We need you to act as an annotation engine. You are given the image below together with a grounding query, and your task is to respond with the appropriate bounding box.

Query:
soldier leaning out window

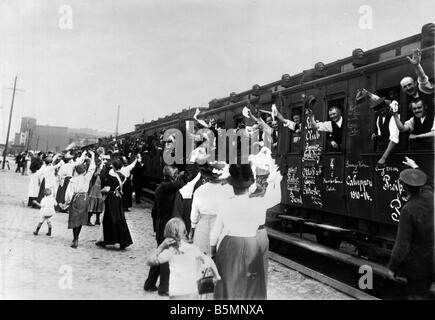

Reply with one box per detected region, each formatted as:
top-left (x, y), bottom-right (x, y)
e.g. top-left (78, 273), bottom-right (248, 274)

top-left (307, 106), bottom-right (343, 152)
top-left (400, 48), bottom-right (434, 113)
top-left (392, 99), bottom-right (435, 150)
top-left (371, 99), bottom-right (400, 167)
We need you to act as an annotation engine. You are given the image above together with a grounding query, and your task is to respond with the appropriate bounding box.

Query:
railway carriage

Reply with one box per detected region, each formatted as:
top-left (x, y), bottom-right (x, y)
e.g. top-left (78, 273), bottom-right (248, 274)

top-left (87, 25), bottom-right (434, 265)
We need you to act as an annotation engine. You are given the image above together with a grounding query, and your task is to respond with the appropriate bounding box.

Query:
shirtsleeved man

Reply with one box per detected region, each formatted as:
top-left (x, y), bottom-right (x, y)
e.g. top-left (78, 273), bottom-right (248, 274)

top-left (388, 168), bottom-right (434, 299)
top-left (371, 98), bottom-right (400, 166)
top-left (308, 106), bottom-right (343, 151)
top-left (392, 98), bottom-right (435, 150)
top-left (400, 48), bottom-right (434, 110)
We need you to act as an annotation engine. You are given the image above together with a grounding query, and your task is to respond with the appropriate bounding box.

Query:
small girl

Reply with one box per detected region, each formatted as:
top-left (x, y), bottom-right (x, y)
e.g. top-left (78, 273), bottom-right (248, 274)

top-left (33, 188), bottom-right (57, 236)
top-left (146, 217), bottom-right (220, 300)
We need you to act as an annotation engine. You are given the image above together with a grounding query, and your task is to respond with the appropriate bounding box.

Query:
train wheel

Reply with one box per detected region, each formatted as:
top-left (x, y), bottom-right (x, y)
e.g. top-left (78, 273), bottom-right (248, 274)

top-left (315, 230), bottom-right (341, 249)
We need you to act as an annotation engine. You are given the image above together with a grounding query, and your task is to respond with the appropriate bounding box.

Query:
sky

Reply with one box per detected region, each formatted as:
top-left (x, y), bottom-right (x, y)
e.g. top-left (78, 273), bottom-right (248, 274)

top-left (0, 0), bottom-right (434, 142)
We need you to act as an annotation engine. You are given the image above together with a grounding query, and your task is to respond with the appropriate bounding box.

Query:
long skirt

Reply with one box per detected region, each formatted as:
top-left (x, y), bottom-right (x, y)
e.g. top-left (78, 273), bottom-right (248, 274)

top-left (27, 173), bottom-right (40, 199)
top-left (56, 177), bottom-right (71, 203)
top-left (27, 173), bottom-right (40, 207)
top-left (193, 214), bottom-right (216, 255)
top-left (256, 227), bottom-right (269, 287)
top-left (122, 177), bottom-right (133, 209)
top-left (102, 192), bottom-right (133, 247)
top-left (88, 196), bottom-right (104, 213)
top-left (56, 177), bottom-right (71, 211)
top-left (36, 178), bottom-right (46, 204)
top-left (68, 193), bottom-right (89, 229)
top-left (214, 235), bottom-right (266, 300)
top-left (172, 193), bottom-right (193, 233)
top-left (88, 177), bottom-right (104, 213)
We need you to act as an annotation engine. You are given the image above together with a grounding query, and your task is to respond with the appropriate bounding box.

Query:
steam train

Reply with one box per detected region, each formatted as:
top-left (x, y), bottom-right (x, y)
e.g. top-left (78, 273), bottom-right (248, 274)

top-left (90, 25), bottom-right (434, 266)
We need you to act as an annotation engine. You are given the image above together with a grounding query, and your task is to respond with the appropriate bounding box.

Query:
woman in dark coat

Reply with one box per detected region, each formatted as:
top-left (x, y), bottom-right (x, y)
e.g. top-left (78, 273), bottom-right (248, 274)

top-left (96, 158), bottom-right (134, 250)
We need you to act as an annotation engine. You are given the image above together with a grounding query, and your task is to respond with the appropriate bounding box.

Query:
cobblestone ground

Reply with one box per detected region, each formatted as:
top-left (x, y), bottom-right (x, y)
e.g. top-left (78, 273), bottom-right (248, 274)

top-left (0, 162), bottom-right (351, 300)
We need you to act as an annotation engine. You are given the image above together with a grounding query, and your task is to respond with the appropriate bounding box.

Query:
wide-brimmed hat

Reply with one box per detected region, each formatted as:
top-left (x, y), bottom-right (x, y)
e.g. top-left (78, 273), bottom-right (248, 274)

top-left (356, 89), bottom-right (388, 110)
top-left (64, 152), bottom-right (74, 160)
top-left (227, 164), bottom-right (255, 188)
top-left (399, 168), bottom-right (427, 187)
top-left (303, 94), bottom-right (317, 109)
top-left (199, 161), bottom-right (230, 181)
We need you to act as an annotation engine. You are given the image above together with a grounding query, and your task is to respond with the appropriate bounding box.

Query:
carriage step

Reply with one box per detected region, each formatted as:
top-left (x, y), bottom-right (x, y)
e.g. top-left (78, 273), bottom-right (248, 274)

top-left (266, 227), bottom-right (406, 284)
top-left (304, 222), bottom-right (351, 234)
top-left (277, 215), bottom-right (351, 234)
top-left (278, 214), bottom-right (305, 223)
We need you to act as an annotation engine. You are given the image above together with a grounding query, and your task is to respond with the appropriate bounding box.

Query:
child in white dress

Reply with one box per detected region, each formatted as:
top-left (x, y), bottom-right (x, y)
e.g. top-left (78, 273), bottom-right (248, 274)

top-left (33, 188), bottom-right (57, 236)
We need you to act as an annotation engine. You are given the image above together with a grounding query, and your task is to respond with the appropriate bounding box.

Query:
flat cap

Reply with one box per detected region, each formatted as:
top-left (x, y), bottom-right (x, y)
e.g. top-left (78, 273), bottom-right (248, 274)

top-left (399, 168), bottom-right (427, 187)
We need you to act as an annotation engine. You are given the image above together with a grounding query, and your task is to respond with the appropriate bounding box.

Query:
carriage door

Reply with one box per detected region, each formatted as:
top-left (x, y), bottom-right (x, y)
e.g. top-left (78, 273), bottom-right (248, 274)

top-left (281, 92), bottom-right (304, 208)
top-left (301, 87), bottom-right (325, 210)
top-left (321, 87), bottom-right (347, 215)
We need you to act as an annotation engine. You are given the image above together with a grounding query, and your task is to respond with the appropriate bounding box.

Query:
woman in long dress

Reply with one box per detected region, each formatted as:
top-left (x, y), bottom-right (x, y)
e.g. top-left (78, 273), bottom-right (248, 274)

top-left (209, 163), bottom-right (281, 300)
top-left (87, 158), bottom-right (105, 226)
top-left (120, 155), bottom-right (138, 212)
top-left (189, 162), bottom-right (231, 300)
top-left (190, 162), bottom-right (231, 255)
top-left (96, 158), bottom-right (134, 250)
top-left (34, 154), bottom-right (63, 207)
top-left (56, 152), bottom-right (85, 212)
top-left (64, 151), bottom-right (96, 248)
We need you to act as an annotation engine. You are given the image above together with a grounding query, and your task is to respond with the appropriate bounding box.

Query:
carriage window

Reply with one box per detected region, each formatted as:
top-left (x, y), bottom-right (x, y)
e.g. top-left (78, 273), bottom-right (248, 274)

top-left (324, 97), bottom-right (345, 153)
top-left (234, 116), bottom-right (243, 129)
top-left (217, 120), bottom-right (225, 129)
top-left (374, 87), bottom-right (407, 151)
top-left (289, 106), bottom-right (302, 153)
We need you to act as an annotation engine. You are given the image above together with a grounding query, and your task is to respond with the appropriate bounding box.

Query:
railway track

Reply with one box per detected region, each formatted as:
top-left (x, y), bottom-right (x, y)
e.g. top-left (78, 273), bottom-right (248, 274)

top-left (267, 227), bottom-right (407, 299)
top-left (139, 188), bottom-right (405, 300)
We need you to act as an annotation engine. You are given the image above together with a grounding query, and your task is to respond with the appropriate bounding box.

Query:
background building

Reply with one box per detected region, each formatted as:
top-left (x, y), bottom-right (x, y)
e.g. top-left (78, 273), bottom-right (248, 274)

top-left (12, 117), bottom-right (112, 152)
top-left (28, 125), bottom-right (69, 152)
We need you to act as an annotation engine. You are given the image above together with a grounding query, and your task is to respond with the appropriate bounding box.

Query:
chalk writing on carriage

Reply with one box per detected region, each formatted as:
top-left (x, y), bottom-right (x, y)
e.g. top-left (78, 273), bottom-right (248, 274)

top-left (287, 167), bottom-right (303, 205)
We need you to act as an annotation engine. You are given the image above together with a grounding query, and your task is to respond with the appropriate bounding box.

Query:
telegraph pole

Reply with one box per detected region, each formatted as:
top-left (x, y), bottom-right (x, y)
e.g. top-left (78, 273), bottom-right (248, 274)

top-left (115, 105), bottom-right (120, 139)
top-left (2, 76), bottom-right (24, 169)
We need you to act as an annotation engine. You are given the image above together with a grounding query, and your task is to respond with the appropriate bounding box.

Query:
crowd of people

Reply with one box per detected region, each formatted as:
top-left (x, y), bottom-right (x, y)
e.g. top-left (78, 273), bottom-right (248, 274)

top-left (144, 146), bottom-right (282, 300)
top-left (22, 138), bottom-right (282, 300)
top-left (18, 46), bottom-right (434, 300)
top-left (25, 146), bottom-right (146, 249)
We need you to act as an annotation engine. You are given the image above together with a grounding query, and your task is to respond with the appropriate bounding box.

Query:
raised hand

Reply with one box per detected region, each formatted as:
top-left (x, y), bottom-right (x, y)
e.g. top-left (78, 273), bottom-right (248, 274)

top-left (162, 237), bottom-right (177, 248)
top-left (242, 106), bottom-right (251, 119)
top-left (406, 48), bottom-right (421, 65)
top-left (194, 108), bottom-right (201, 119)
top-left (402, 156), bottom-right (418, 169)
top-left (389, 100), bottom-right (399, 114)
